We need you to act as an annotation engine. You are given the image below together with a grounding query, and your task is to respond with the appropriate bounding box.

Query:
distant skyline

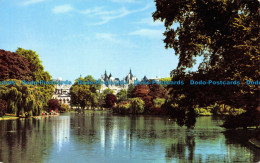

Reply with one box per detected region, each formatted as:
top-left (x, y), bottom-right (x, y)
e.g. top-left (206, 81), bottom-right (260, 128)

top-left (0, 0), bottom-right (180, 81)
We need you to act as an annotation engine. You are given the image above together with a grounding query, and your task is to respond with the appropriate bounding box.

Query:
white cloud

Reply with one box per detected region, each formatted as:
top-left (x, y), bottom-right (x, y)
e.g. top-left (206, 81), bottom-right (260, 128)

top-left (80, 4), bottom-right (152, 25)
top-left (23, 0), bottom-right (45, 5)
top-left (129, 29), bottom-right (163, 39)
top-left (53, 4), bottom-right (73, 14)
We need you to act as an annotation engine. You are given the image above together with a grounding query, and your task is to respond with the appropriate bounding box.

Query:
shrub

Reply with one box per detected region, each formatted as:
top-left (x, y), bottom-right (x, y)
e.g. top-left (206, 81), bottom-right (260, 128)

top-left (113, 100), bottom-right (131, 114)
top-left (153, 98), bottom-right (166, 108)
top-left (105, 94), bottom-right (117, 108)
top-left (47, 99), bottom-right (60, 111)
top-left (130, 98), bottom-right (145, 114)
top-left (60, 104), bottom-right (70, 112)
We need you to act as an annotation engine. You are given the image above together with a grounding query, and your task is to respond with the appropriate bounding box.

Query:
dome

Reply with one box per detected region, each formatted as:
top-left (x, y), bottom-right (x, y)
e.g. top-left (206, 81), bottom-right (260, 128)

top-left (57, 77), bottom-right (62, 81)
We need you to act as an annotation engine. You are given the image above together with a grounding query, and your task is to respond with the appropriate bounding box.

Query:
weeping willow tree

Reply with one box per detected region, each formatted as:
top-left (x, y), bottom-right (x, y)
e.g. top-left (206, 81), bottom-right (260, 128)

top-left (16, 48), bottom-right (54, 108)
top-left (0, 79), bottom-right (44, 116)
top-left (0, 48), bottom-right (54, 116)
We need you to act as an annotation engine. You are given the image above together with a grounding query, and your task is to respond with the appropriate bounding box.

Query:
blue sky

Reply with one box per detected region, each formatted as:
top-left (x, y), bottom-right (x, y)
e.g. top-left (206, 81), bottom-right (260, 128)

top-left (0, 0), bottom-right (180, 81)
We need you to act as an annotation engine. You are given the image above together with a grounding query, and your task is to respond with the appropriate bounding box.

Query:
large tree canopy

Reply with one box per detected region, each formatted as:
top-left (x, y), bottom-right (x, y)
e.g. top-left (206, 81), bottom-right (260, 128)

top-left (0, 50), bottom-right (33, 80)
top-left (153, 0), bottom-right (259, 127)
top-left (70, 75), bottom-right (100, 109)
top-left (16, 48), bottom-right (54, 108)
top-left (0, 48), bottom-right (54, 116)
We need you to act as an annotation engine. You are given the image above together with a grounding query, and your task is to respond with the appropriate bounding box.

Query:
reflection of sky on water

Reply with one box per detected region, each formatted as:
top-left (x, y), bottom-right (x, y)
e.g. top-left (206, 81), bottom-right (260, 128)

top-left (51, 116), bottom-right (70, 152)
top-left (1, 113), bottom-right (256, 162)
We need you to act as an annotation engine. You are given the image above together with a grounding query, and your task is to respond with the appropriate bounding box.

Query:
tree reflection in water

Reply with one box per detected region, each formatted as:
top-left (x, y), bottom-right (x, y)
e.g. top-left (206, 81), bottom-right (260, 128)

top-left (165, 130), bottom-right (195, 162)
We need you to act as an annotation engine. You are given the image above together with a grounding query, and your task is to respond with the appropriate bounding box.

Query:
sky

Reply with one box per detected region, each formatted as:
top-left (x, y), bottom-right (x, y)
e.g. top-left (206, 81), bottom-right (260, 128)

top-left (0, 0), bottom-right (180, 82)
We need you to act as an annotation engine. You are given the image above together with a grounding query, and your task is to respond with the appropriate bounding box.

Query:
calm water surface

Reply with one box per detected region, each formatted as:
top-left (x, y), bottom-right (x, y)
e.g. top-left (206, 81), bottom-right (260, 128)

top-left (0, 111), bottom-right (259, 163)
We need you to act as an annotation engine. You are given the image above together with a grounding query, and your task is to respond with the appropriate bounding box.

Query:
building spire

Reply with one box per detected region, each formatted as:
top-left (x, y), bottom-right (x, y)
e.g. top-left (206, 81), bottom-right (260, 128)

top-left (105, 70), bottom-right (108, 78)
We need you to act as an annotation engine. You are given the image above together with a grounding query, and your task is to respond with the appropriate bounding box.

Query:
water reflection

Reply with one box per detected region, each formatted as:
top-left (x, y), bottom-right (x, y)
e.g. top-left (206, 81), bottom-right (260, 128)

top-left (52, 116), bottom-right (70, 151)
top-left (0, 118), bottom-right (54, 163)
top-left (0, 112), bottom-right (259, 163)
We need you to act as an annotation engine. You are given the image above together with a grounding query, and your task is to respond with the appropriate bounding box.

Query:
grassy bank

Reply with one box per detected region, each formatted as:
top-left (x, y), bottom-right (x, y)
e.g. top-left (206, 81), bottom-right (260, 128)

top-left (0, 116), bottom-right (19, 120)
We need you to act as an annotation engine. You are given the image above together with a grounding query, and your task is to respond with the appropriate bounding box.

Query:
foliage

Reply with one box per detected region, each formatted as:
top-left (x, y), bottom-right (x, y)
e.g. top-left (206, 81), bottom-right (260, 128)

top-left (103, 88), bottom-right (114, 95)
top-left (127, 84), bottom-right (135, 98)
top-left (0, 50), bottom-right (33, 80)
top-left (131, 84), bottom-right (167, 110)
top-left (150, 98), bottom-right (166, 115)
top-left (130, 97), bottom-right (145, 114)
top-left (116, 89), bottom-right (127, 101)
top-left (47, 99), bottom-right (60, 111)
top-left (70, 76), bottom-right (100, 109)
top-left (113, 100), bottom-right (131, 114)
top-left (113, 98), bottom-right (145, 114)
top-left (159, 77), bottom-right (172, 88)
top-left (211, 104), bottom-right (246, 116)
top-left (0, 79), bottom-right (45, 116)
top-left (0, 99), bottom-right (7, 116)
top-left (153, 0), bottom-right (260, 128)
top-left (153, 98), bottom-right (166, 108)
top-left (16, 48), bottom-right (54, 108)
top-left (60, 104), bottom-right (70, 112)
top-left (132, 84), bottom-right (149, 98)
top-left (105, 94), bottom-right (117, 108)
top-left (149, 84), bottom-right (167, 99)
top-left (194, 106), bottom-right (212, 116)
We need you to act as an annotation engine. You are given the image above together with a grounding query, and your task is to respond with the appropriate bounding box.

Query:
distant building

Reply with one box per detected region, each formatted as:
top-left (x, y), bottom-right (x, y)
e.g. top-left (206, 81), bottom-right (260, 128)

top-left (52, 77), bottom-right (71, 105)
top-left (99, 69), bottom-right (137, 94)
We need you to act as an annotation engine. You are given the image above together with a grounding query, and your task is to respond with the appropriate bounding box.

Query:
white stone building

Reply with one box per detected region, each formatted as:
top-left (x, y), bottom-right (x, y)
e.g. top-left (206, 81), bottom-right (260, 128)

top-left (98, 69), bottom-right (137, 94)
top-left (52, 77), bottom-right (71, 105)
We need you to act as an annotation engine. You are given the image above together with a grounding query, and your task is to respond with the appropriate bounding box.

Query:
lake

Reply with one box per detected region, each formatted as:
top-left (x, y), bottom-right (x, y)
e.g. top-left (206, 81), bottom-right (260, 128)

top-left (0, 111), bottom-right (259, 163)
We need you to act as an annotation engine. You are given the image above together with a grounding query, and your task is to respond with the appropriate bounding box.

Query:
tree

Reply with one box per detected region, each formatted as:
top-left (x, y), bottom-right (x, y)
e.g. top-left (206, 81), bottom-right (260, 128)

top-left (103, 88), bottom-right (114, 95)
top-left (131, 84), bottom-right (152, 109)
top-left (16, 48), bottom-right (54, 108)
top-left (131, 84), bottom-right (167, 110)
top-left (131, 97), bottom-right (145, 114)
top-left (0, 79), bottom-right (45, 116)
top-left (127, 84), bottom-right (134, 98)
top-left (132, 84), bottom-right (150, 98)
top-left (70, 75), bottom-right (100, 110)
top-left (47, 99), bottom-right (60, 111)
top-left (153, 0), bottom-right (260, 127)
top-left (148, 83), bottom-right (167, 99)
top-left (116, 89), bottom-right (128, 101)
top-left (0, 99), bottom-right (7, 116)
top-left (0, 48), bottom-right (52, 117)
top-left (105, 94), bottom-right (117, 108)
top-left (0, 50), bottom-right (33, 80)
top-left (113, 100), bottom-right (131, 114)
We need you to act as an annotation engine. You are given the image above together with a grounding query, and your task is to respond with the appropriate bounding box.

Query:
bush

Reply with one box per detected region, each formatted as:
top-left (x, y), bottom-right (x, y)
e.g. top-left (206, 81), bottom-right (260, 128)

top-left (153, 98), bottom-right (166, 107)
top-left (113, 98), bottom-right (145, 114)
top-left (113, 100), bottom-right (131, 114)
top-left (211, 104), bottom-right (246, 116)
top-left (131, 98), bottom-right (145, 114)
top-left (47, 99), bottom-right (60, 111)
top-left (105, 94), bottom-right (117, 108)
top-left (194, 105), bottom-right (212, 116)
top-left (60, 104), bottom-right (70, 112)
